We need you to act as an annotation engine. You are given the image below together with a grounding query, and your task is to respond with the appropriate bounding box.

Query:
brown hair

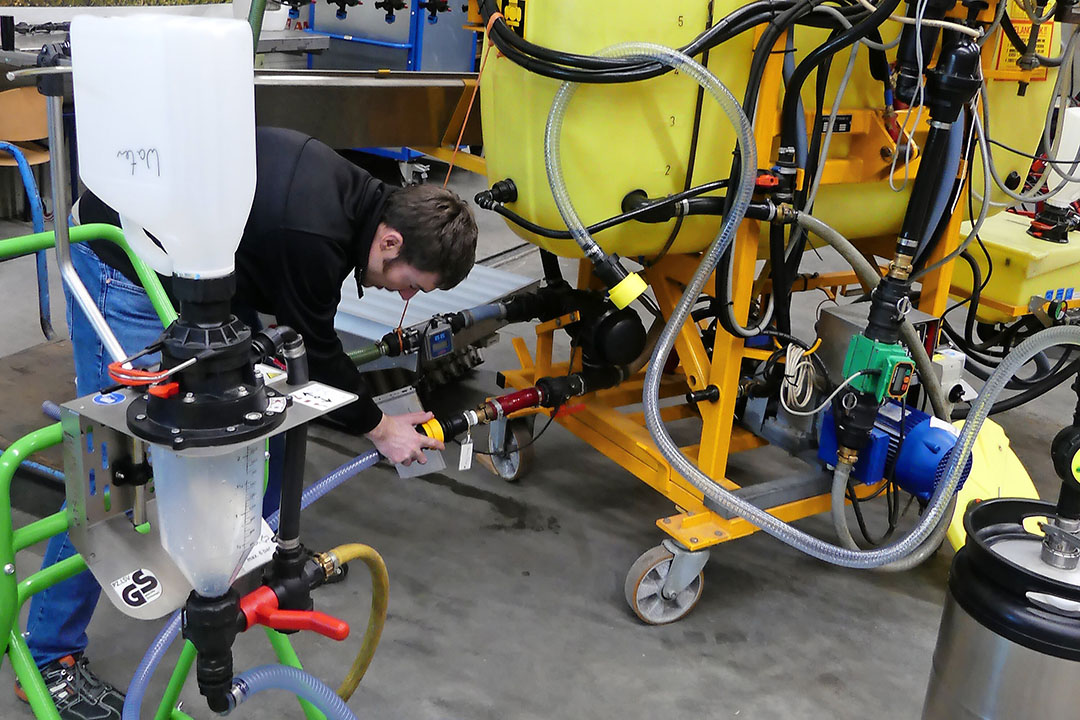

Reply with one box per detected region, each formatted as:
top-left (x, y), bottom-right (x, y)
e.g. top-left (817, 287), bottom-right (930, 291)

top-left (381, 184), bottom-right (478, 290)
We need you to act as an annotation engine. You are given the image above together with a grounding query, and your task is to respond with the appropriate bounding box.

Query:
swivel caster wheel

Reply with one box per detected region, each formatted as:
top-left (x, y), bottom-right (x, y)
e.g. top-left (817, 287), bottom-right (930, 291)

top-left (487, 417), bottom-right (534, 483)
top-left (624, 542), bottom-right (708, 625)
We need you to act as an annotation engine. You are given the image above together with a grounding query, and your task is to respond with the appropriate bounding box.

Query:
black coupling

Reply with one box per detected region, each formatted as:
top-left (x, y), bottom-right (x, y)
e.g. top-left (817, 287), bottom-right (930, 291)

top-left (1052, 426), bottom-right (1080, 520)
top-left (534, 374), bottom-right (587, 408)
top-left (251, 325), bottom-right (308, 385)
top-left (183, 589), bottom-right (242, 714)
top-left (475, 178), bottom-right (518, 209)
top-left (926, 38), bottom-right (983, 123)
top-left (620, 189), bottom-right (775, 223)
top-left (171, 275), bottom-right (237, 328)
top-left (591, 254), bottom-right (632, 291)
top-left (832, 389), bottom-right (880, 453)
top-left (865, 276), bottom-right (911, 345)
top-left (535, 366), bottom-right (624, 407)
top-left (267, 545), bottom-right (316, 610)
top-left (35, 40), bottom-right (70, 98)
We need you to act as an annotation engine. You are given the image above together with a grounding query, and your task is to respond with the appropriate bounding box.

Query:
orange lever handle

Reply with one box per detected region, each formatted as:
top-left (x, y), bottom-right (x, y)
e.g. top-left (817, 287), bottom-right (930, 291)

top-left (239, 586), bottom-right (350, 641)
top-left (261, 609), bottom-right (350, 641)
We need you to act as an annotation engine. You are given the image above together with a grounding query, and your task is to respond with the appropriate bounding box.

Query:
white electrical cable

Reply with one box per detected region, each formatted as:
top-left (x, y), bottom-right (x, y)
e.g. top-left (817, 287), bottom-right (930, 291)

top-left (851, 0), bottom-right (983, 37)
top-left (889, 0), bottom-right (931, 192)
top-left (803, 43), bottom-right (861, 216)
top-left (809, 4), bottom-right (902, 51)
top-left (782, 369), bottom-right (875, 417)
top-left (781, 344), bottom-right (817, 412)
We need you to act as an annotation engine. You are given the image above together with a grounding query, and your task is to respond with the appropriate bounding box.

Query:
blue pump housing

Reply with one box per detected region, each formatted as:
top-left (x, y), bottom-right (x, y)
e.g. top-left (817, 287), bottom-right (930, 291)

top-left (818, 402), bottom-right (971, 501)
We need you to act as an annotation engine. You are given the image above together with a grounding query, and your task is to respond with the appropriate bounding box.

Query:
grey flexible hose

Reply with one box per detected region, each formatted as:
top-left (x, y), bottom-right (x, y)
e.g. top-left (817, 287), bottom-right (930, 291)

top-left (831, 462), bottom-right (957, 571)
top-left (793, 213), bottom-right (952, 420)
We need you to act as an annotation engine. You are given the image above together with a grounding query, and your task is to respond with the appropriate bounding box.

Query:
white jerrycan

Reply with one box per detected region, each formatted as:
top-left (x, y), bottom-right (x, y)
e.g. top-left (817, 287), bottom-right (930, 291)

top-left (71, 14), bottom-right (256, 280)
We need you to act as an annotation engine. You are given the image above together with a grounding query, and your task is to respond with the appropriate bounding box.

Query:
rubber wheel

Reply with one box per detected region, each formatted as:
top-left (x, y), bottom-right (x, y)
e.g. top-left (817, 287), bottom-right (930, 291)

top-left (624, 545), bottom-right (704, 625)
top-left (488, 419), bottom-right (534, 483)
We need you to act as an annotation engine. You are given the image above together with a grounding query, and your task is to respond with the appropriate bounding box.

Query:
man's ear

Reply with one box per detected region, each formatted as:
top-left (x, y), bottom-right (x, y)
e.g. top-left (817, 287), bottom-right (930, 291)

top-left (380, 227), bottom-right (404, 253)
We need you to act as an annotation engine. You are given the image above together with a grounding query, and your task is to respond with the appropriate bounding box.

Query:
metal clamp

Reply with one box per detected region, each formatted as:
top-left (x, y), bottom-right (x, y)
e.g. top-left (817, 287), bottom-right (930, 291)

top-left (1040, 519), bottom-right (1080, 570)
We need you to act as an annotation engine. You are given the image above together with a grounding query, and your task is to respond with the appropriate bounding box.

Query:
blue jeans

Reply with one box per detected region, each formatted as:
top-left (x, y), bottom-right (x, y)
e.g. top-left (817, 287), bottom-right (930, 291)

top-left (27, 243), bottom-right (283, 668)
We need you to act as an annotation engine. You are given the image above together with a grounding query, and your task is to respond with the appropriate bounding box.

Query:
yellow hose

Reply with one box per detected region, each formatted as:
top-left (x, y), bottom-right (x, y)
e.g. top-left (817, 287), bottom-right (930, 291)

top-left (325, 543), bottom-right (389, 701)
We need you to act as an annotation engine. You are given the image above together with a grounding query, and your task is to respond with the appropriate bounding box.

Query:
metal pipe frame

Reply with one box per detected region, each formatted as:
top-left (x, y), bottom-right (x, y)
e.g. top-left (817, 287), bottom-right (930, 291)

top-left (45, 94), bottom-right (127, 363)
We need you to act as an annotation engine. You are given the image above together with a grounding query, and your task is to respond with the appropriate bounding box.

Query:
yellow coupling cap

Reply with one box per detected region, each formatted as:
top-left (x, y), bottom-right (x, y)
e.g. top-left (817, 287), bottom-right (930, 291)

top-left (608, 272), bottom-right (648, 310)
top-left (420, 418), bottom-right (444, 442)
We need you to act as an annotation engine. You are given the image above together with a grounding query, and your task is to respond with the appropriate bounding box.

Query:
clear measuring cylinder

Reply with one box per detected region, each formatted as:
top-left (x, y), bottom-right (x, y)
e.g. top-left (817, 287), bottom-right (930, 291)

top-left (149, 441), bottom-right (264, 598)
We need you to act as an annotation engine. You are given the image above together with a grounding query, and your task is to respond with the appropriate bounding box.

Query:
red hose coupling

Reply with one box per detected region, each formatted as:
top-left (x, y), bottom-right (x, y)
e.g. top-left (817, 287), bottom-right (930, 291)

top-left (489, 387), bottom-right (542, 417)
top-left (239, 586), bottom-right (350, 641)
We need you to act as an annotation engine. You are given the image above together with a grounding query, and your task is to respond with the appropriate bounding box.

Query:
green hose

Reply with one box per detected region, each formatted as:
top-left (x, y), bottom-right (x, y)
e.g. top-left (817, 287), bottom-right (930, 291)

top-left (247, 0), bottom-right (268, 52)
top-left (348, 343), bottom-right (388, 367)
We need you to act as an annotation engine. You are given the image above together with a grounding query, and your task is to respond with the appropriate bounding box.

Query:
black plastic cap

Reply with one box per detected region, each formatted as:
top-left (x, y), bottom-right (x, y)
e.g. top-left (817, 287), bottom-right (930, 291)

top-left (927, 39), bottom-right (983, 123)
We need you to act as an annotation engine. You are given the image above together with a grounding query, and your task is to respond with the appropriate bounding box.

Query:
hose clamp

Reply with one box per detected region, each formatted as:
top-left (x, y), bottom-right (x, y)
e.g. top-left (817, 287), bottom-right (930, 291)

top-left (277, 536), bottom-right (300, 551)
top-left (222, 681), bottom-right (247, 715)
top-left (895, 296), bottom-right (912, 318)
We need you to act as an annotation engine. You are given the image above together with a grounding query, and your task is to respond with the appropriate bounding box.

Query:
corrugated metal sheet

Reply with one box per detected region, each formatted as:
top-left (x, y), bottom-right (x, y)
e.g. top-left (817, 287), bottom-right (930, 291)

top-left (334, 263), bottom-right (537, 340)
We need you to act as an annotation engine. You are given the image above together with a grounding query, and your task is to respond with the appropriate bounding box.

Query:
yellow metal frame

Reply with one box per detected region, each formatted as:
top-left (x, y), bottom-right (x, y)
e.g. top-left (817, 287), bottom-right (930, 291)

top-left (493, 28), bottom-right (1007, 552)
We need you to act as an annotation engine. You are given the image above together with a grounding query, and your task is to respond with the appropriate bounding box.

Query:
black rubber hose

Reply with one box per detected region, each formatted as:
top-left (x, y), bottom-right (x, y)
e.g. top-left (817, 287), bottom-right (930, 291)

top-left (779, 0), bottom-right (903, 152)
top-left (715, 0), bottom-right (817, 337)
top-left (480, 0), bottom-right (786, 84)
top-left (912, 112), bottom-right (977, 274)
top-left (276, 424), bottom-right (308, 545)
top-left (539, 249), bottom-right (564, 284)
top-left (478, 0), bottom-right (867, 81)
top-left (953, 359), bottom-right (1080, 419)
top-left (484, 179), bottom-right (727, 239)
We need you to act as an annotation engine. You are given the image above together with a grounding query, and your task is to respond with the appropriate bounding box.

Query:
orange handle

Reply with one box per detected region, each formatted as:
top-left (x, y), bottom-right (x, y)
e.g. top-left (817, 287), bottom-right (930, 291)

top-left (240, 586), bottom-right (350, 641)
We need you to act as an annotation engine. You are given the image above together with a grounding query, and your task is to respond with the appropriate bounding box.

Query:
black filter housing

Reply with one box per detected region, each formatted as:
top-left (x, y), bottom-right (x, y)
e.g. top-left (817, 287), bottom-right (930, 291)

top-left (126, 275), bottom-right (285, 448)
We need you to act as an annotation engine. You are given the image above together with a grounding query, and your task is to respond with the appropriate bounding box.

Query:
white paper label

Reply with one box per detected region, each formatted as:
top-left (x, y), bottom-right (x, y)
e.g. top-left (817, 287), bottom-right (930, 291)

top-left (266, 396), bottom-right (288, 414)
top-left (290, 383), bottom-right (355, 411)
top-left (459, 440), bottom-right (474, 471)
top-left (238, 520), bottom-right (277, 578)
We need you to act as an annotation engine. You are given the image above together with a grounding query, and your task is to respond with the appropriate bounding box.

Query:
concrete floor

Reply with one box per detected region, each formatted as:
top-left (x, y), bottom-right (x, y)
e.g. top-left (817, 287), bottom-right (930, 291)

top-left (0, 178), bottom-right (1073, 720)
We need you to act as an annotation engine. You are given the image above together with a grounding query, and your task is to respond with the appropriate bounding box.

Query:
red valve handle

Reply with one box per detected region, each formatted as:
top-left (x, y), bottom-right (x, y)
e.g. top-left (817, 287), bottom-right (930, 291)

top-left (239, 586), bottom-right (350, 641)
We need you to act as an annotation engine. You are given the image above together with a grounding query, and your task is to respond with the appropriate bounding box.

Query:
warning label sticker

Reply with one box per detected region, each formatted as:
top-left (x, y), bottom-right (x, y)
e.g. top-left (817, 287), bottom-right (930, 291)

top-left (992, 19), bottom-right (1053, 80)
top-left (111, 569), bottom-right (162, 609)
top-left (290, 383), bottom-right (356, 412)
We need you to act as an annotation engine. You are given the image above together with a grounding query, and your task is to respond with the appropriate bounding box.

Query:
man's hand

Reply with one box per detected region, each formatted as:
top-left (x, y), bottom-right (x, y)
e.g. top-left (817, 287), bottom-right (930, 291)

top-left (365, 411), bottom-right (445, 466)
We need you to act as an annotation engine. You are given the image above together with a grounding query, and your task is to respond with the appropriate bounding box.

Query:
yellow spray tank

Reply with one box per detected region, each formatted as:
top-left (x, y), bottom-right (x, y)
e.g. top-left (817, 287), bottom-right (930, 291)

top-left (480, 0), bottom-right (1057, 259)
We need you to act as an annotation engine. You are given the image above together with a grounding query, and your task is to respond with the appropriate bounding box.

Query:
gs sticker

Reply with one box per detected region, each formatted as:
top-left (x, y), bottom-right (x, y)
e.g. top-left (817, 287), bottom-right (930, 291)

top-left (111, 569), bottom-right (162, 608)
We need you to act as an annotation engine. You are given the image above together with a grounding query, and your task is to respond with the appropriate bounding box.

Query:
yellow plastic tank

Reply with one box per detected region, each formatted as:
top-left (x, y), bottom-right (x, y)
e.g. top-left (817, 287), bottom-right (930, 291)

top-left (951, 211), bottom-right (1080, 323)
top-left (480, 1), bottom-right (1059, 258)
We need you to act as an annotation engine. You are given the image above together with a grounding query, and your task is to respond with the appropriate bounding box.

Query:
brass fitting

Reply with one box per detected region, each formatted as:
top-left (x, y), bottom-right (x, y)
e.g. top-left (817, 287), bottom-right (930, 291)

top-left (313, 551), bottom-right (338, 580)
top-left (837, 446), bottom-right (859, 466)
top-left (887, 252), bottom-right (914, 281)
top-left (775, 203), bottom-right (798, 224)
top-left (474, 402), bottom-right (498, 424)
